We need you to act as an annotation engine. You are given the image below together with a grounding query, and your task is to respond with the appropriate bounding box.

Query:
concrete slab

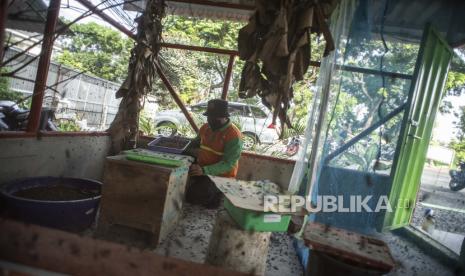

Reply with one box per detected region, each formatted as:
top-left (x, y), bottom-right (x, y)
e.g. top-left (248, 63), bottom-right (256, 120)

top-left (0, 135), bottom-right (111, 183)
top-left (381, 231), bottom-right (456, 276)
top-left (429, 229), bottom-right (465, 255)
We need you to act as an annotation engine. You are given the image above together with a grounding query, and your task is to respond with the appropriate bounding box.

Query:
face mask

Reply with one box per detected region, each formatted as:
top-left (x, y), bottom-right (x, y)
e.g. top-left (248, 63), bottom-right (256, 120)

top-left (208, 118), bottom-right (224, 130)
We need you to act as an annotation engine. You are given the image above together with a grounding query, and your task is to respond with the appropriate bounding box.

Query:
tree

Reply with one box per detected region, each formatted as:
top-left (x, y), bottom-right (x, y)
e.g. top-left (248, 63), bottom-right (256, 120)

top-left (56, 21), bottom-right (133, 83)
top-left (0, 70), bottom-right (26, 105)
top-left (153, 16), bottom-right (245, 107)
top-left (324, 38), bottom-right (465, 170)
top-left (440, 52), bottom-right (465, 114)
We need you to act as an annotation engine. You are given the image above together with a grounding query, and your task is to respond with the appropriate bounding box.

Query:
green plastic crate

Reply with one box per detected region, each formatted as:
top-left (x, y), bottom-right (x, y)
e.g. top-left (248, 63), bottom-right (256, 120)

top-left (224, 198), bottom-right (291, 232)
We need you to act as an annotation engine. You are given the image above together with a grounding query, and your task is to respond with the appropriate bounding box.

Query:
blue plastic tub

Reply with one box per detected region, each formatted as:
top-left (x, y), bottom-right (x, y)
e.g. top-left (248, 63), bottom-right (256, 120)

top-left (0, 177), bottom-right (102, 231)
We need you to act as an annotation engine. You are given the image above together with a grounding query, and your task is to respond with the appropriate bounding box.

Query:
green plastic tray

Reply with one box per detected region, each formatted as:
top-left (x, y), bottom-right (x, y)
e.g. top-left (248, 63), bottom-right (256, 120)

top-left (224, 198), bottom-right (291, 232)
top-left (125, 152), bottom-right (183, 167)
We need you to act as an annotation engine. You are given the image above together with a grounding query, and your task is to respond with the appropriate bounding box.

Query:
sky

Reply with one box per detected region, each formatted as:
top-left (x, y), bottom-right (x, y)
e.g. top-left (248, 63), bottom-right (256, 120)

top-left (57, 0), bottom-right (138, 30)
top-left (434, 94), bottom-right (465, 144)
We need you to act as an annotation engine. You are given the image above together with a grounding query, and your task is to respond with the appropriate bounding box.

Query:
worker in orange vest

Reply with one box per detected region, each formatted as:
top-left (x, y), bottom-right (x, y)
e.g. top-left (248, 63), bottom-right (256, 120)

top-left (185, 99), bottom-right (243, 208)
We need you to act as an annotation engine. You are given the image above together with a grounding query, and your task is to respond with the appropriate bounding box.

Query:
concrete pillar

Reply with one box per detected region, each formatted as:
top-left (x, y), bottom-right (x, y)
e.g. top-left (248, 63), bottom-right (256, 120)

top-left (206, 210), bottom-right (271, 275)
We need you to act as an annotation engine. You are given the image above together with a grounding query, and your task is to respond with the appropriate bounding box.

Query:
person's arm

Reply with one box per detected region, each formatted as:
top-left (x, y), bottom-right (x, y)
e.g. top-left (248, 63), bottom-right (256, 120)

top-left (202, 137), bottom-right (243, 176)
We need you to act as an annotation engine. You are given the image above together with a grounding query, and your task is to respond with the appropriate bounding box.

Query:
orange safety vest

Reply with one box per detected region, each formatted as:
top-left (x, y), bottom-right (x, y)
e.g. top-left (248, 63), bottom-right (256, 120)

top-left (197, 122), bottom-right (242, 178)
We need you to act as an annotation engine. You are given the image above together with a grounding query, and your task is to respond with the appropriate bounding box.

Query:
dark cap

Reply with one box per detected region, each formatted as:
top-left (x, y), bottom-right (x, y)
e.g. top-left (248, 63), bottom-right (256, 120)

top-left (203, 99), bottom-right (230, 117)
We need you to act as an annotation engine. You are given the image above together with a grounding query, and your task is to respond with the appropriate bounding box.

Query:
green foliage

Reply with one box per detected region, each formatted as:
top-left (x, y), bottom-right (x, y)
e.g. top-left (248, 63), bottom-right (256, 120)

top-left (280, 120), bottom-right (306, 140)
top-left (0, 89), bottom-right (23, 103)
top-left (452, 105), bottom-right (465, 162)
top-left (446, 71), bottom-right (465, 93)
top-left (0, 73), bottom-right (29, 107)
top-left (153, 16), bottom-right (245, 108)
top-left (0, 72), bottom-right (9, 93)
top-left (323, 39), bottom-right (419, 169)
top-left (445, 52), bottom-right (465, 162)
top-left (440, 70), bottom-right (465, 114)
top-left (139, 112), bottom-right (157, 136)
top-left (0, 74), bottom-right (20, 101)
top-left (451, 140), bottom-right (465, 163)
top-left (56, 22), bottom-right (133, 82)
top-left (336, 142), bottom-right (380, 171)
top-left (454, 106), bottom-right (465, 140)
top-left (57, 120), bottom-right (81, 132)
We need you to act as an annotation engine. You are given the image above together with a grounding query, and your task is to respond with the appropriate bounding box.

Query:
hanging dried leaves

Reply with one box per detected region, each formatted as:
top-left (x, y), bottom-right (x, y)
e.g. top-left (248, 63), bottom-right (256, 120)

top-left (238, 0), bottom-right (339, 137)
top-left (108, 0), bottom-right (165, 153)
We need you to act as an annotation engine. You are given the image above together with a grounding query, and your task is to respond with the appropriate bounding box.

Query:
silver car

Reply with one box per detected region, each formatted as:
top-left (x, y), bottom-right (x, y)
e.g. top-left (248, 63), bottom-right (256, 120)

top-left (154, 102), bottom-right (280, 150)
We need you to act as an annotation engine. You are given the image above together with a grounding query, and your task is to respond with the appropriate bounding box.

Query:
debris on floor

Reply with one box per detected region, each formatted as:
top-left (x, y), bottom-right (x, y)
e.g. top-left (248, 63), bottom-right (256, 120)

top-left (74, 200), bottom-right (461, 276)
top-left (154, 203), bottom-right (303, 275)
top-left (381, 231), bottom-right (456, 276)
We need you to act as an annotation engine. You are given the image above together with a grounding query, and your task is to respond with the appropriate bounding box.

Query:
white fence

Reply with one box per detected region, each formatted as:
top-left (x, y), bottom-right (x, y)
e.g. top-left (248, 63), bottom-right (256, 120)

top-left (3, 47), bottom-right (121, 130)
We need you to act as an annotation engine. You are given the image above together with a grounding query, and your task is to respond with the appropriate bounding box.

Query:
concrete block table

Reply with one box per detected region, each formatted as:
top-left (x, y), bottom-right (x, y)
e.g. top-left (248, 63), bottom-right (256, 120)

top-left (206, 209), bottom-right (271, 275)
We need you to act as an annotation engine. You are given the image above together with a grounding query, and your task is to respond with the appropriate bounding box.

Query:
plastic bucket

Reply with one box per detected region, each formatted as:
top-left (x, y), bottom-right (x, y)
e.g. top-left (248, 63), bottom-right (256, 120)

top-left (1, 176), bottom-right (102, 232)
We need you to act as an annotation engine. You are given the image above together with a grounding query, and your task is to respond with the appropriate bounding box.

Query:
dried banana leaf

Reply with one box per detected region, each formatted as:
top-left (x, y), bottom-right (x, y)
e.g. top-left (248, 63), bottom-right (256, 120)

top-left (238, 0), bottom-right (339, 137)
top-left (108, 0), bottom-right (165, 153)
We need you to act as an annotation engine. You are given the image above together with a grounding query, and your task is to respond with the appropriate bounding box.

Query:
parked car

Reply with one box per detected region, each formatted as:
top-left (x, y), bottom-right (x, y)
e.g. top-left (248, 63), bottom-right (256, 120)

top-left (154, 102), bottom-right (280, 150)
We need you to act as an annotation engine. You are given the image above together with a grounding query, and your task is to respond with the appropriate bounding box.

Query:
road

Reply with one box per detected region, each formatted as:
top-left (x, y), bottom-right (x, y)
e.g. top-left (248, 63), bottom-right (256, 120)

top-left (419, 165), bottom-right (465, 210)
top-left (411, 165), bottom-right (465, 253)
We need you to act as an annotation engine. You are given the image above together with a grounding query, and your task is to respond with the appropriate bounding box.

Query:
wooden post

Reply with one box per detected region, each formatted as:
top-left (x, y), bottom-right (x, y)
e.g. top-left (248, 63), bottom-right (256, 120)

top-left (0, 0), bottom-right (8, 64)
top-left (206, 210), bottom-right (271, 275)
top-left (26, 0), bottom-right (61, 132)
top-left (221, 55), bottom-right (235, 100)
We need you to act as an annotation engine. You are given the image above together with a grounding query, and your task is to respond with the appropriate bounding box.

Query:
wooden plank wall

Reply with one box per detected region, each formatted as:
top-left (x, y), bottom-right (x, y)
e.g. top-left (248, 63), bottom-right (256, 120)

top-left (0, 219), bottom-right (246, 276)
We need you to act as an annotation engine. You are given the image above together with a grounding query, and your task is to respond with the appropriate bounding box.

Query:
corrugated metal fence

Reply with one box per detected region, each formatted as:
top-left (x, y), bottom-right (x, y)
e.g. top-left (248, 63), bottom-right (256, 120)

top-left (3, 47), bottom-right (121, 130)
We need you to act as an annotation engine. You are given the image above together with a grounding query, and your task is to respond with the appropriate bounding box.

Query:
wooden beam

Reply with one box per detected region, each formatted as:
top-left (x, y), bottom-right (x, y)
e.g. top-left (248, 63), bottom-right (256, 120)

top-left (160, 42), bottom-right (239, 56)
top-left (221, 55), bottom-right (235, 100)
top-left (154, 61), bottom-right (199, 132)
top-left (168, 0), bottom-right (254, 11)
top-left (0, 219), bottom-right (246, 276)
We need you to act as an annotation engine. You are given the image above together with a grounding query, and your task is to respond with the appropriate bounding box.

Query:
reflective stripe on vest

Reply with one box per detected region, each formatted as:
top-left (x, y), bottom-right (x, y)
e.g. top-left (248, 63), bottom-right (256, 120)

top-left (200, 144), bottom-right (224, 156)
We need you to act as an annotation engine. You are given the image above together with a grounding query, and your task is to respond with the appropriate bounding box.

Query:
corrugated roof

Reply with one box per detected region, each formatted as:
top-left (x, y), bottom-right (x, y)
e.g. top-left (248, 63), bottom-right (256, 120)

top-left (353, 0), bottom-right (465, 48)
top-left (124, 0), bottom-right (254, 21)
top-left (124, 0), bottom-right (465, 48)
top-left (6, 0), bottom-right (68, 34)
